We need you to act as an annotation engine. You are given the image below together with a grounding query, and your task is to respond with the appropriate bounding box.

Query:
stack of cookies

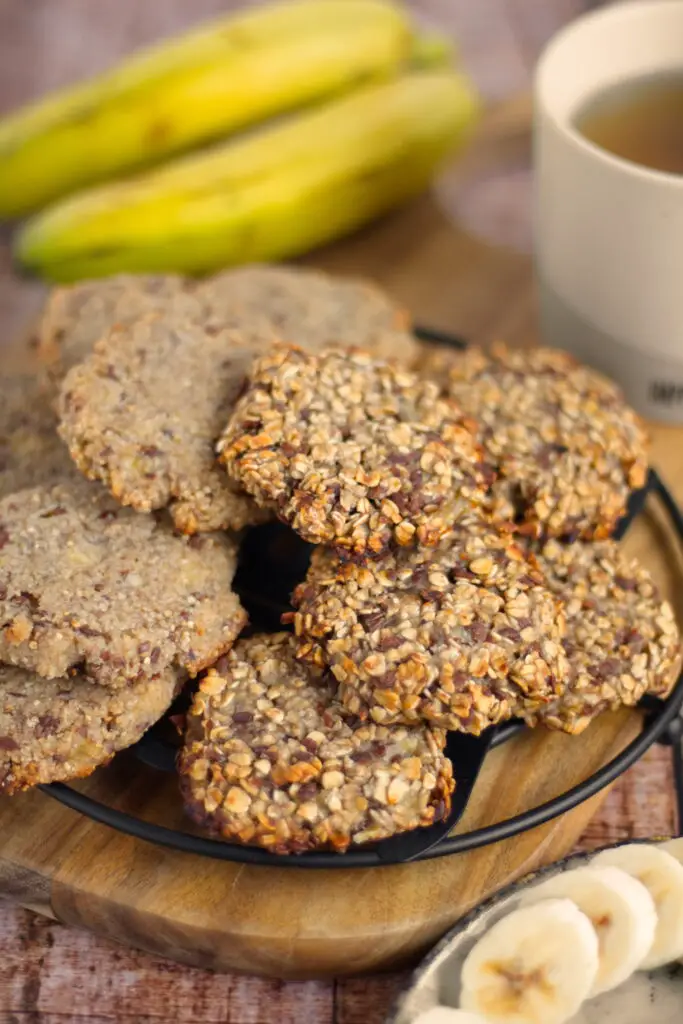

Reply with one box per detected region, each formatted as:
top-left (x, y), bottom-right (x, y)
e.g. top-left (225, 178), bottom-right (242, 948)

top-left (0, 265), bottom-right (679, 857)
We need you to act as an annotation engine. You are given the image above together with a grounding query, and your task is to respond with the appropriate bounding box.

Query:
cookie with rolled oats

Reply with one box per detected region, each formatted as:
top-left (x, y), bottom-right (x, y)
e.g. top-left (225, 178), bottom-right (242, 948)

top-left (218, 345), bottom-right (490, 557)
top-left (414, 343), bottom-right (461, 385)
top-left (179, 632), bottom-right (453, 854)
top-left (304, 544), bottom-right (342, 586)
top-left (0, 479), bottom-right (246, 686)
top-left (291, 519), bottom-right (568, 733)
top-left (520, 538), bottom-right (681, 734)
top-left (438, 343), bottom-right (648, 540)
top-left (0, 663), bottom-right (179, 793)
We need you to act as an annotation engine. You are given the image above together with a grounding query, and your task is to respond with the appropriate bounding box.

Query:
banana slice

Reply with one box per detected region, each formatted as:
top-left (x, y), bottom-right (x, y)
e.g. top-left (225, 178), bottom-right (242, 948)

top-left (459, 898), bottom-right (599, 1024)
top-left (413, 1010), bottom-right (489, 1024)
top-left (595, 843), bottom-right (683, 968)
top-left (520, 865), bottom-right (657, 995)
top-left (661, 836), bottom-right (683, 865)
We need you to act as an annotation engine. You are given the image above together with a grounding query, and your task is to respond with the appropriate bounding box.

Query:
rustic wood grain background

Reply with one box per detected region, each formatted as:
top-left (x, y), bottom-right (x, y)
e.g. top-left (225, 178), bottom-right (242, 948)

top-left (0, 1), bottom-right (676, 1022)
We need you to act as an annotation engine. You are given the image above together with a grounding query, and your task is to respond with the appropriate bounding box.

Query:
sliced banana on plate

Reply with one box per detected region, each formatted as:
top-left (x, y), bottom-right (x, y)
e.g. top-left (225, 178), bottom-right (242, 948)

top-left (413, 1010), bottom-right (489, 1024)
top-left (661, 836), bottom-right (683, 865)
top-left (595, 843), bottom-right (683, 969)
top-left (459, 897), bottom-right (599, 1024)
top-left (519, 864), bottom-right (657, 995)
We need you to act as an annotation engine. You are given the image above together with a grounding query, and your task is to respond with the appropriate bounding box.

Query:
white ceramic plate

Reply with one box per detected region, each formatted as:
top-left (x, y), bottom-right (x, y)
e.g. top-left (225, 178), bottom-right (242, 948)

top-left (388, 844), bottom-right (683, 1024)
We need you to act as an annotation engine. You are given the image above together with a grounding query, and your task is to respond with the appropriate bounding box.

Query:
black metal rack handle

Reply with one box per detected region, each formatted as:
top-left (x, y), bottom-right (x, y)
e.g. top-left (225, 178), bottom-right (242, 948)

top-left (649, 470), bottom-right (683, 837)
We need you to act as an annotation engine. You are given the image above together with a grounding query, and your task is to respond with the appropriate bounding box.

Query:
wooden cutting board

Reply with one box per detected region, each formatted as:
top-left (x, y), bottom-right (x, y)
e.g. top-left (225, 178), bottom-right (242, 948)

top-left (0, 112), bottom-right (682, 980)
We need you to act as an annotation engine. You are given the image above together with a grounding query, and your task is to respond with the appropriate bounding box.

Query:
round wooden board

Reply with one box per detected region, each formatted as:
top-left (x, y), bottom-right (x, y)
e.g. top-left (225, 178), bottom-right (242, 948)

top-left (0, 299), bottom-right (681, 981)
top-left (0, 705), bottom-right (649, 980)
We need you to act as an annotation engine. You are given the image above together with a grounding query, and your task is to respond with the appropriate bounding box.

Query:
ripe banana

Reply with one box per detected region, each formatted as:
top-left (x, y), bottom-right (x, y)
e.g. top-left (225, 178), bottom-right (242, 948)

top-left (520, 864), bottom-right (657, 995)
top-left (413, 1010), bottom-right (488, 1023)
top-left (459, 898), bottom-right (599, 1024)
top-left (0, 0), bottom-right (413, 217)
top-left (17, 70), bottom-right (480, 283)
top-left (409, 29), bottom-right (455, 70)
top-left (661, 835), bottom-right (683, 865)
top-left (595, 844), bottom-right (683, 969)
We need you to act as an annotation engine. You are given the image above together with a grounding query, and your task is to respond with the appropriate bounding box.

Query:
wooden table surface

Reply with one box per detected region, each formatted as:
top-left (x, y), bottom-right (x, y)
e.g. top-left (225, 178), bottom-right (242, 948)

top-left (0, 1), bottom-right (677, 1022)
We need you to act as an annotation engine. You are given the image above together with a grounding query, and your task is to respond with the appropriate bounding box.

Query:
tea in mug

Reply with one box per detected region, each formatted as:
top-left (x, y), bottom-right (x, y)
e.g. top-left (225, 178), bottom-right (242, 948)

top-left (574, 70), bottom-right (683, 174)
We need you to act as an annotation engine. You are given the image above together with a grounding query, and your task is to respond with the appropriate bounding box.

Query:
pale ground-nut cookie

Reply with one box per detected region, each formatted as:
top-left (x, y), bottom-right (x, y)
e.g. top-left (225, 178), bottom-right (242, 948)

top-left (437, 343), bottom-right (649, 540)
top-left (37, 266), bottom-right (418, 384)
top-left (291, 521), bottom-right (568, 733)
top-left (0, 479), bottom-right (246, 686)
top-left (0, 663), bottom-right (179, 793)
top-left (179, 632), bottom-right (453, 854)
top-left (520, 538), bottom-right (682, 734)
top-left (57, 313), bottom-right (281, 533)
top-left (0, 373), bottom-right (76, 498)
top-left (194, 265), bottom-right (419, 366)
top-left (36, 273), bottom-right (196, 383)
top-left (218, 345), bottom-right (490, 557)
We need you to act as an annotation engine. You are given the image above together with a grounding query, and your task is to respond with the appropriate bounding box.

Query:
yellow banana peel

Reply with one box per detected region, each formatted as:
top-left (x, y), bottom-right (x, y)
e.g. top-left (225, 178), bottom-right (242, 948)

top-left (409, 29), bottom-right (456, 70)
top-left (0, 0), bottom-right (412, 217)
top-left (17, 70), bottom-right (481, 282)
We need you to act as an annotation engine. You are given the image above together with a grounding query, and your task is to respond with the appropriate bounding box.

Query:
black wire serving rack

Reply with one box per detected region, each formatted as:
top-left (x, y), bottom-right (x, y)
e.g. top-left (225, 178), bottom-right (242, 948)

top-left (39, 327), bottom-right (683, 869)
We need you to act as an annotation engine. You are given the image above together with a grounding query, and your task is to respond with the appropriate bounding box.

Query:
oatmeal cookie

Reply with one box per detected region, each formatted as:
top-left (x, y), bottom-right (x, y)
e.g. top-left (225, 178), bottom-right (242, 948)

top-left (38, 266), bottom-right (417, 382)
top-left (0, 663), bottom-right (179, 793)
top-left (520, 538), bottom-right (682, 734)
top-left (0, 479), bottom-right (246, 685)
top-left (439, 343), bottom-right (648, 540)
top-left (179, 632), bottom-right (453, 854)
top-left (0, 374), bottom-right (75, 498)
top-left (304, 544), bottom-right (342, 586)
top-left (414, 343), bottom-right (461, 385)
top-left (291, 520), bottom-right (568, 733)
top-left (218, 346), bottom-right (490, 557)
top-left (57, 314), bottom-right (280, 533)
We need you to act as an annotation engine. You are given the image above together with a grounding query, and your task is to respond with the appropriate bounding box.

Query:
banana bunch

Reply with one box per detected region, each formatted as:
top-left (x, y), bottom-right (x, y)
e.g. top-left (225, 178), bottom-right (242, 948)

top-left (4, 1), bottom-right (481, 282)
top-left (17, 69), bottom-right (479, 282)
top-left (0, 0), bottom-right (414, 217)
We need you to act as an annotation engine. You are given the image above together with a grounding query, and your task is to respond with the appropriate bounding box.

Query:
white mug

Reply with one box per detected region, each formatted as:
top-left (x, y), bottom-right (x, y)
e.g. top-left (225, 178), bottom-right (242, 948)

top-left (534, 0), bottom-right (683, 423)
